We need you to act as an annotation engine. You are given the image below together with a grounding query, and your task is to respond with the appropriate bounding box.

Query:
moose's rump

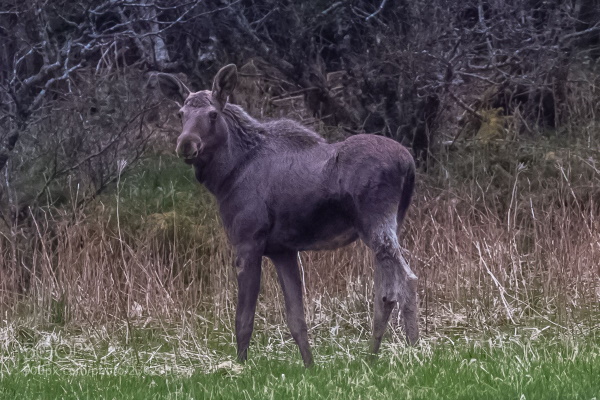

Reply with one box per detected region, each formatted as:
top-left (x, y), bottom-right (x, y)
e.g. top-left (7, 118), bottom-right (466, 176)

top-left (332, 135), bottom-right (413, 193)
top-left (263, 134), bottom-right (414, 254)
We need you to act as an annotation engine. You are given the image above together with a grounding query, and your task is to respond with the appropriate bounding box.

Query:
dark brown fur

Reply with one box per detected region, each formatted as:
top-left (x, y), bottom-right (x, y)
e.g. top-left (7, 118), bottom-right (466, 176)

top-left (157, 65), bottom-right (419, 367)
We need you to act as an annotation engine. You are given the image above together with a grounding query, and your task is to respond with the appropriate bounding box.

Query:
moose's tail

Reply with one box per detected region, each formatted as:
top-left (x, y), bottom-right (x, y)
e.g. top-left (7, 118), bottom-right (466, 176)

top-left (397, 163), bottom-right (415, 228)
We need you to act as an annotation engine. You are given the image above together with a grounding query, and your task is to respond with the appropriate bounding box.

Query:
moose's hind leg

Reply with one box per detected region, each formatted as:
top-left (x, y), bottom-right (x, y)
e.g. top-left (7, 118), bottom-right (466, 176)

top-left (365, 222), bottom-right (419, 352)
top-left (402, 268), bottom-right (419, 345)
top-left (371, 273), bottom-right (397, 354)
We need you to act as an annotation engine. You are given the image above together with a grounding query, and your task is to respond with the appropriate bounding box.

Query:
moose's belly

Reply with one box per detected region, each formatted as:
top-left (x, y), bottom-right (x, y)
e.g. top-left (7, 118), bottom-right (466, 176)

top-left (299, 228), bottom-right (359, 251)
top-left (265, 198), bottom-right (359, 253)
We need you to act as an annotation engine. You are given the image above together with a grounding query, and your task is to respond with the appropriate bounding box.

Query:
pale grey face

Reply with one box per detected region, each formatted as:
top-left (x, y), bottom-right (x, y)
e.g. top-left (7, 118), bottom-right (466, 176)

top-left (156, 65), bottom-right (237, 164)
top-left (176, 91), bottom-right (227, 163)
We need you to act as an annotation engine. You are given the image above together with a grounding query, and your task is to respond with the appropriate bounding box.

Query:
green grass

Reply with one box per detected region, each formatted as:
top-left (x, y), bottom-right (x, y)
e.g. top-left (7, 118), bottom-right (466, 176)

top-left (1, 330), bottom-right (598, 399)
top-left (119, 155), bottom-right (207, 213)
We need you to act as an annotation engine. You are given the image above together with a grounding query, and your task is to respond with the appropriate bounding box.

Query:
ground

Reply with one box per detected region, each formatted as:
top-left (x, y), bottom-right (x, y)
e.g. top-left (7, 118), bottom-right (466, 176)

top-left (1, 320), bottom-right (598, 399)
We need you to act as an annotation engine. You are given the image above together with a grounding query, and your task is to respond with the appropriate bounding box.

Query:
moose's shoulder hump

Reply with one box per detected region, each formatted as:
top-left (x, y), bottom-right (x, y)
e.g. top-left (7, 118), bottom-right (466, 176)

top-left (264, 119), bottom-right (326, 148)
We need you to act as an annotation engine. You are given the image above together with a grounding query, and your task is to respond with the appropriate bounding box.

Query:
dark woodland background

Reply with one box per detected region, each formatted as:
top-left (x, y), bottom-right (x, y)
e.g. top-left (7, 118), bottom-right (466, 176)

top-left (0, 1), bottom-right (599, 304)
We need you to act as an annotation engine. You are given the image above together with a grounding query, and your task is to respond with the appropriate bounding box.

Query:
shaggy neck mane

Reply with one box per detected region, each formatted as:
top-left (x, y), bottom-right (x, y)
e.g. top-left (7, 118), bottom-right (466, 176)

top-left (184, 92), bottom-right (265, 152)
top-left (185, 91), bottom-right (326, 155)
top-left (222, 103), bottom-right (266, 151)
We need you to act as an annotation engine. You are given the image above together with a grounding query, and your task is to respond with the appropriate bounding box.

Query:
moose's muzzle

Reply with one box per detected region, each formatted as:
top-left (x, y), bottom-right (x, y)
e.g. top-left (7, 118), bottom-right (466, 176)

top-left (176, 137), bottom-right (202, 161)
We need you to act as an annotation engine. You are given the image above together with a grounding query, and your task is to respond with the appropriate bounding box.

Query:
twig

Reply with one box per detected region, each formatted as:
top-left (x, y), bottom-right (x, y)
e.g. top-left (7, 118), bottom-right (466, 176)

top-left (269, 87), bottom-right (320, 101)
top-left (321, 1), bottom-right (343, 16)
top-left (449, 92), bottom-right (484, 121)
top-left (250, 7), bottom-right (278, 28)
top-left (561, 22), bottom-right (600, 42)
top-left (365, 0), bottom-right (388, 21)
top-left (457, 71), bottom-right (499, 85)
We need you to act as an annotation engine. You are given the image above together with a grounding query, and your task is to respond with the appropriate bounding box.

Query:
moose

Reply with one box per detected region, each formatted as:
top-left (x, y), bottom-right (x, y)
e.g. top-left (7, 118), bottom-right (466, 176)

top-left (156, 65), bottom-right (419, 367)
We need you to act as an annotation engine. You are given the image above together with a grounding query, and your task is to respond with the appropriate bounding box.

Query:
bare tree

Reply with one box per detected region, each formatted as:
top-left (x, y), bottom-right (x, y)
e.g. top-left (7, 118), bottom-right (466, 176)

top-left (1, 0), bottom-right (598, 213)
top-left (200, 0), bottom-right (599, 161)
top-left (0, 0), bottom-right (213, 221)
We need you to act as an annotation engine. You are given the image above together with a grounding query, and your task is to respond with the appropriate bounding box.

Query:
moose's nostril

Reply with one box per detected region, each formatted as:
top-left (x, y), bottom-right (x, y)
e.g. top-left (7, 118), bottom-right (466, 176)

top-left (176, 141), bottom-right (200, 159)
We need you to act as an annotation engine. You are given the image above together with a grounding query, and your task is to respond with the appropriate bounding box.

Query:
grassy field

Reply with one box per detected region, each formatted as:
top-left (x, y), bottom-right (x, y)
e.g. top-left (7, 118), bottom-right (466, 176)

top-left (1, 146), bottom-right (599, 399)
top-left (0, 325), bottom-right (598, 399)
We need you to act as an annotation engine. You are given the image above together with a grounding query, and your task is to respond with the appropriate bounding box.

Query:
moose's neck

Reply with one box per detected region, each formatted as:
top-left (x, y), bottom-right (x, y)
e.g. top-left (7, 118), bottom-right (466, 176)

top-left (195, 108), bottom-right (265, 199)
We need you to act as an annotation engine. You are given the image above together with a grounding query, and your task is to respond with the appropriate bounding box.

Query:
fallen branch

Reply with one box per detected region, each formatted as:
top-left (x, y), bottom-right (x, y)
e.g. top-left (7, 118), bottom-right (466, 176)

top-left (449, 92), bottom-right (484, 121)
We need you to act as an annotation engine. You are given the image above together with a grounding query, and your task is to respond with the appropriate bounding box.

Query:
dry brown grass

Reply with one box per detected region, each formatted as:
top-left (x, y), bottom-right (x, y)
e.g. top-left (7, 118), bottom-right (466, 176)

top-left (0, 145), bottom-right (598, 343)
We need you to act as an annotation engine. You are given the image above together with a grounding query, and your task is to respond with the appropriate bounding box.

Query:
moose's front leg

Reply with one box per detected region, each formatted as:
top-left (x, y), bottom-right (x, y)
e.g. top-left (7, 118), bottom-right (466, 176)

top-left (235, 245), bottom-right (263, 363)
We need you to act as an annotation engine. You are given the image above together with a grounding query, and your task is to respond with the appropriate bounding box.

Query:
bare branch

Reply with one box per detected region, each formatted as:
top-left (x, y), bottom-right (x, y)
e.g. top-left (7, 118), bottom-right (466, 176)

top-left (365, 0), bottom-right (388, 22)
top-left (449, 92), bottom-right (483, 121)
top-left (561, 23), bottom-right (600, 42)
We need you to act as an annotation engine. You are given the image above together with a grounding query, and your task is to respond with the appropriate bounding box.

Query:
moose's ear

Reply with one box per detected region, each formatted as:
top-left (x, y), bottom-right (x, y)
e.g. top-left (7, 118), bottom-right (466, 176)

top-left (154, 73), bottom-right (190, 106)
top-left (212, 64), bottom-right (237, 110)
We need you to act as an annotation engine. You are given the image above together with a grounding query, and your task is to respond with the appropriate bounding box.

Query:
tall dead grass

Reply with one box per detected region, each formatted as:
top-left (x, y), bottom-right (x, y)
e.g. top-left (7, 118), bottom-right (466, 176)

top-left (0, 146), bottom-right (598, 339)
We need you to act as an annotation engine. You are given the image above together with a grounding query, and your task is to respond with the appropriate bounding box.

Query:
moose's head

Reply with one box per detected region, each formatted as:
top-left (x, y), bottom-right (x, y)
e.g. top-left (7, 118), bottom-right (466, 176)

top-left (156, 65), bottom-right (238, 163)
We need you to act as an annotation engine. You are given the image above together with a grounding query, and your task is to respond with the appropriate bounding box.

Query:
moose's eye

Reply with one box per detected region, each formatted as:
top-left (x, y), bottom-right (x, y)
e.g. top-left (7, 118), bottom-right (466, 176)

top-left (209, 111), bottom-right (218, 122)
top-left (177, 110), bottom-right (183, 120)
